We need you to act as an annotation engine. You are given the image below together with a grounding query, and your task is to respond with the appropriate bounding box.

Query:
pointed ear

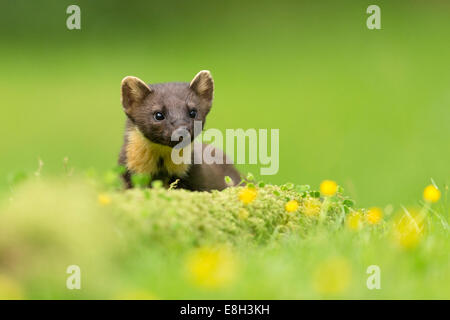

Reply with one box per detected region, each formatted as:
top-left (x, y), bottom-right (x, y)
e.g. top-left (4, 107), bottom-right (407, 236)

top-left (190, 70), bottom-right (214, 101)
top-left (121, 76), bottom-right (152, 113)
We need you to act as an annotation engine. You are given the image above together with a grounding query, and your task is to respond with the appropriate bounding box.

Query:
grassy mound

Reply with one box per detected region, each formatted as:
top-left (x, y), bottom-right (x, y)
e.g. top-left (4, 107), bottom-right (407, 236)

top-left (0, 173), bottom-right (448, 299)
top-left (108, 182), bottom-right (350, 248)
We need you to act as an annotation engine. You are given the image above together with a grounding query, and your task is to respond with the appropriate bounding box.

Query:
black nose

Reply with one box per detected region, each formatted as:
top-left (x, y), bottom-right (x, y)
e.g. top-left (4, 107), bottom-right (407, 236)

top-left (173, 126), bottom-right (189, 138)
top-left (171, 126), bottom-right (191, 148)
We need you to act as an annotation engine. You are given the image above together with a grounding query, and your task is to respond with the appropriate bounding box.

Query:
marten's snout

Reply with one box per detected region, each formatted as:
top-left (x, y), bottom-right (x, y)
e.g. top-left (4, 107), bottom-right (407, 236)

top-left (171, 126), bottom-right (191, 148)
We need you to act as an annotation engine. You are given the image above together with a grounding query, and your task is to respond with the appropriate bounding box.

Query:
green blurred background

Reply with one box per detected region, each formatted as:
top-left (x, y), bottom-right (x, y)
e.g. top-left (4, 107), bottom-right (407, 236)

top-left (0, 0), bottom-right (449, 207)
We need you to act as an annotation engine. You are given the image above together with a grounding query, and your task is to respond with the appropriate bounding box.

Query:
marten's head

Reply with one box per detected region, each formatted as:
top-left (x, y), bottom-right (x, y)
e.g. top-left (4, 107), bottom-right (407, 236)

top-left (121, 71), bottom-right (214, 148)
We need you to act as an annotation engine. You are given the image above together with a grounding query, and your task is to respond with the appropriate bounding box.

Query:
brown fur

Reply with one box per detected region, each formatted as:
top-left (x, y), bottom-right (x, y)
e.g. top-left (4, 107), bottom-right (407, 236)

top-left (118, 71), bottom-right (241, 191)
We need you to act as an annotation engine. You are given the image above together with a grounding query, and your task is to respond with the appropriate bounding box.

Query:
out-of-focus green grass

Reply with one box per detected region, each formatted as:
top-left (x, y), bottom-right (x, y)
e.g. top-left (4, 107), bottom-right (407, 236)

top-left (0, 0), bottom-right (449, 207)
top-left (0, 0), bottom-right (449, 301)
top-left (0, 173), bottom-right (448, 299)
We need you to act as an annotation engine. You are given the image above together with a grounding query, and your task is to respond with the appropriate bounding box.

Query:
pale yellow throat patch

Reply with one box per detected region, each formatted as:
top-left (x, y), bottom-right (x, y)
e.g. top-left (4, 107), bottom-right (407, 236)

top-left (126, 128), bottom-right (190, 177)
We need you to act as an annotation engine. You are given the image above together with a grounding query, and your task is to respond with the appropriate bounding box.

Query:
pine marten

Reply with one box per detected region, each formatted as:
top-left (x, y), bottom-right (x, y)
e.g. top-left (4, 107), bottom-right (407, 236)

top-left (118, 70), bottom-right (241, 191)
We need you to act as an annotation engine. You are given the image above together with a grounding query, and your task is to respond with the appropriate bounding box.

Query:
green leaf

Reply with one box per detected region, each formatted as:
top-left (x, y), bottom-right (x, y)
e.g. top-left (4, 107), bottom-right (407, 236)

top-left (113, 165), bottom-right (127, 175)
top-left (151, 180), bottom-right (163, 188)
top-left (131, 174), bottom-right (151, 188)
top-left (343, 199), bottom-right (354, 207)
top-left (284, 183), bottom-right (294, 190)
top-left (295, 185), bottom-right (310, 193)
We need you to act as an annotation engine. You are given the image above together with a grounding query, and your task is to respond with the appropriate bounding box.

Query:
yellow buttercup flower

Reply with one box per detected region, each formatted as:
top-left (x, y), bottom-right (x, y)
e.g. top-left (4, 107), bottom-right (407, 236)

top-left (346, 211), bottom-right (363, 231)
top-left (285, 200), bottom-right (299, 213)
top-left (320, 180), bottom-right (337, 196)
top-left (186, 247), bottom-right (237, 289)
top-left (393, 211), bottom-right (424, 249)
top-left (313, 257), bottom-right (351, 295)
top-left (239, 187), bottom-right (257, 204)
top-left (302, 197), bottom-right (322, 217)
top-left (423, 185), bottom-right (441, 203)
top-left (98, 193), bottom-right (112, 206)
top-left (366, 207), bottom-right (383, 225)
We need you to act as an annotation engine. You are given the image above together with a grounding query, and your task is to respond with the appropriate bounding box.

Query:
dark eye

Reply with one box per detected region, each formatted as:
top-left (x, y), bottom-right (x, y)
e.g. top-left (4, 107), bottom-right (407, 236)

top-left (189, 109), bottom-right (197, 118)
top-left (154, 112), bottom-right (165, 121)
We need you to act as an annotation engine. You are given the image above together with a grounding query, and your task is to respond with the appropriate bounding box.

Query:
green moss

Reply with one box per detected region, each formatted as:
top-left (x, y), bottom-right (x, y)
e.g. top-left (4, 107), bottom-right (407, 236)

top-left (108, 182), bottom-right (353, 248)
top-left (0, 175), bottom-right (448, 299)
